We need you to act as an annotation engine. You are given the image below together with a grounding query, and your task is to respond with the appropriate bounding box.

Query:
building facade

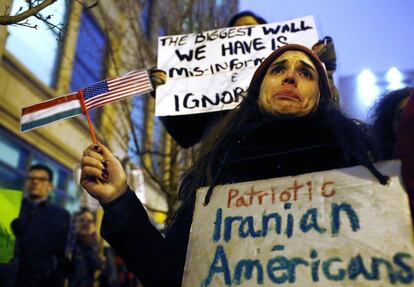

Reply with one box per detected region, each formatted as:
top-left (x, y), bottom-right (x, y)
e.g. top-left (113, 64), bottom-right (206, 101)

top-left (0, 0), bottom-right (238, 219)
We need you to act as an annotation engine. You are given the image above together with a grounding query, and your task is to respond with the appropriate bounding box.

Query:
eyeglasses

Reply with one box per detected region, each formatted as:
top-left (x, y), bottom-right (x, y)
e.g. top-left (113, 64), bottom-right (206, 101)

top-left (26, 176), bottom-right (49, 182)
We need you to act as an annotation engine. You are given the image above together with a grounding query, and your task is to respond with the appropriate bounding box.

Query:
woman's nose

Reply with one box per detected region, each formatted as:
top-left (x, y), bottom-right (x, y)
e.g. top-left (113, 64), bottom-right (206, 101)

top-left (282, 70), bottom-right (297, 86)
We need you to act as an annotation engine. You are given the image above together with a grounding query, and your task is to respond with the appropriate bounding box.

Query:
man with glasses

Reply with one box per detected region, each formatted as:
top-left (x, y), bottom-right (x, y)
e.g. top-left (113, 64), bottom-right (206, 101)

top-left (10, 164), bottom-right (70, 287)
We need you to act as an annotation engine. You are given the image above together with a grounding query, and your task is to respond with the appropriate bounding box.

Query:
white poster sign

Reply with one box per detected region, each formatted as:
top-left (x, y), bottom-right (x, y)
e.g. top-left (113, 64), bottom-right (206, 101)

top-left (182, 161), bottom-right (414, 286)
top-left (156, 15), bottom-right (319, 116)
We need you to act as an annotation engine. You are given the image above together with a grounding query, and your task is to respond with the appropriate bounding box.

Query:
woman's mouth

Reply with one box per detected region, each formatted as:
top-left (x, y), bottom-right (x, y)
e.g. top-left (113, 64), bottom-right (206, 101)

top-left (273, 90), bottom-right (301, 101)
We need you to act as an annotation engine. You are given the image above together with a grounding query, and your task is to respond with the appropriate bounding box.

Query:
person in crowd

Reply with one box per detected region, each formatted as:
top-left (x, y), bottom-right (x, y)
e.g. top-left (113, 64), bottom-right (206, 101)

top-left (80, 44), bottom-right (389, 287)
top-left (151, 13), bottom-right (339, 149)
top-left (67, 208), bottom-right (103, 287)
top-left (371, 87), bottom-right (413, 160)
top-left (227, 10), bottom-right (266, 27)
top-left (10, 164), bottom-right (70, 287)
top-left (371, 87), bottom-right (414, 221)
top-left (312, 36), bottom-right (339, 105)
top-left (67, 208), bottom-right (119, 287)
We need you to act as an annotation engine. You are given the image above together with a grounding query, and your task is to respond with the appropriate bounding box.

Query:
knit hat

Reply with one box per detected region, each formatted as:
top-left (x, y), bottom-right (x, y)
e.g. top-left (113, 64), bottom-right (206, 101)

top-left (248, 44), bottom-right (335, 106)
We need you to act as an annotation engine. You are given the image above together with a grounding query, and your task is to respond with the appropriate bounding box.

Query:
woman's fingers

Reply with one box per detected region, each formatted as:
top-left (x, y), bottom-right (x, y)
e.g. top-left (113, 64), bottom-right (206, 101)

top-left (81, 165), bottom-right (107, 182)
top-left (96, 143), bottom-right (113, 159)
top-left (150, 69), bottom-right (167, 87)
top-left (81, 156), bottom-right (104, 171)
top-left (83, 147), bottom-right (105, 162)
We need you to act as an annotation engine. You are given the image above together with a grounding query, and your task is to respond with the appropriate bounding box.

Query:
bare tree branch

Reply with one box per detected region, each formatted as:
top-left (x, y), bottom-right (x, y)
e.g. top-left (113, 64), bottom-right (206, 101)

top-left (34, 12), bottom-right (66, 40)
top-left (0, 0), bottom-right (57, 25)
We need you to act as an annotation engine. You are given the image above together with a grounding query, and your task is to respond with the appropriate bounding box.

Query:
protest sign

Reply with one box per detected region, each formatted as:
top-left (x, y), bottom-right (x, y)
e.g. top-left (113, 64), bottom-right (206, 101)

top-left (182, 161), bottom-right (414, 286)
top-left (156, 15), bottom-right (319, 116)
top-left (0, 189), bottom-right (23, 263)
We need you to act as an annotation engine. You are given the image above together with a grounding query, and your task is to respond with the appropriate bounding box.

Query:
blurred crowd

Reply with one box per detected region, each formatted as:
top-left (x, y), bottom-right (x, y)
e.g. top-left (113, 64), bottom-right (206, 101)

top-left (0, 163), bottom-right (144, 287)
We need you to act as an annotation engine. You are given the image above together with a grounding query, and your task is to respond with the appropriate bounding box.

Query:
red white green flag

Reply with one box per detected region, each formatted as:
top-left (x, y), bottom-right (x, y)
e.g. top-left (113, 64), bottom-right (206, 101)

top-left (21, 92), bottom-right (82, 132)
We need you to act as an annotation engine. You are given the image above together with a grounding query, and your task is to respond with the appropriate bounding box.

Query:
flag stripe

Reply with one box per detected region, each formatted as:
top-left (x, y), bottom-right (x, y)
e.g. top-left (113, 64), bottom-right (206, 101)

top-left (107, 73), bottom-right (148, 87)
top-left (106, 79), bottom-right (150, 95)
top-left (22, 93), bottom-right (79, 115)
top-left (21, 108), bottom-right (83, 132)
top-left (108, 71), bottom-right (147, 82)
top-left (107, 76), bottom-right (148, 90)
top-left (84, 84), bottom-right (152, 107)
top-left (21, 99), bottom-right (82, 124)
top-left (85, 85), bottom-right (153, 110)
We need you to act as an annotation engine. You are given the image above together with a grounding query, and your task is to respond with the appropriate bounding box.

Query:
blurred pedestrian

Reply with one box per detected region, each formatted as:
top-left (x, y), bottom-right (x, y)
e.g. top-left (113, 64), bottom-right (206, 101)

top-left (11, 164), bottom-right (70, 287)
top-left (67, 208), bottom-right (103, 287)
top-left (67, 208), bottom-right (120, 287)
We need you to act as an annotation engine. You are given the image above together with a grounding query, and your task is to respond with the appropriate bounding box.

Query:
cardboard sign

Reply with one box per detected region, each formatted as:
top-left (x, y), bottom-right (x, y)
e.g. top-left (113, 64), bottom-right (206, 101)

top-left (156, 15), bottom-right (319, 116)
top-left (0, 189), bottom-right (23, 263)
top-left (182, 161), bottom-right (414, 286)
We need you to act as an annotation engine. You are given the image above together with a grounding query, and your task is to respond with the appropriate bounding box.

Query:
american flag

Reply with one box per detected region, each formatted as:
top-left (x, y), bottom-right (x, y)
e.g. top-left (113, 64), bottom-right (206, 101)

top-left (83, 69), bottom-right (153, 110)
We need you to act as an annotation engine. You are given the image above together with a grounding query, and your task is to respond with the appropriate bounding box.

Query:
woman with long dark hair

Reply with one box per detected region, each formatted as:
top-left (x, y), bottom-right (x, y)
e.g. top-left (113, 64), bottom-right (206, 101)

top-left (80, 44), bottom-right (388, 287)
top-left (371, 87), bottom-right (414, 224)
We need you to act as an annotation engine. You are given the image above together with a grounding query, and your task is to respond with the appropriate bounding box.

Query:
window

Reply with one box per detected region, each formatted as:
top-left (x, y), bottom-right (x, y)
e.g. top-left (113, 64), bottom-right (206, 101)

top-left (140, 0), bottom-right (150, 37)
top-left (70, 9), bottom-right (107, 123)
top-left (5, 0), bottom-right (68, 86)
top-left (0, 127), bottom-right (77, 210)
top-left (70, 9), bottom-right (107, 92)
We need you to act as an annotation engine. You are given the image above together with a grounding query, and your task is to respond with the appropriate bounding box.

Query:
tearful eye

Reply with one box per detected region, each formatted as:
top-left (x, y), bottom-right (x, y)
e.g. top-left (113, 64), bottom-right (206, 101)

top-left (299, 69), bottom-right (312, 79)
top-left (271, 66), bottom-right (285, 74)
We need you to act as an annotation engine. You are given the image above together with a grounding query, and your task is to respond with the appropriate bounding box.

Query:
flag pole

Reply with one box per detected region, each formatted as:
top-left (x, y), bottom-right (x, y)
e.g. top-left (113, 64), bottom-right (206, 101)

top-left (78, 90), bottom-right (98, 144)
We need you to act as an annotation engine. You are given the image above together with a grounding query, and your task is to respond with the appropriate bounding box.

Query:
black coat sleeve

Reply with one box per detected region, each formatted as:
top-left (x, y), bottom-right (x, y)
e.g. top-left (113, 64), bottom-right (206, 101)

top-left (101, 188), bottom-right (193, 287)
top-left (55, 208), bottom-right (71, 287)
top-left (159, 113), bottom-right (211, 148)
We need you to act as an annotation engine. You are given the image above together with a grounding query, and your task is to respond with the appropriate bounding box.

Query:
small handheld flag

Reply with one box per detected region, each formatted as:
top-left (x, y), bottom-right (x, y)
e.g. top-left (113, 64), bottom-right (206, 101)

top-left (83, 69), bottom-right (153, 111)
top-left (20, 69), bottom-right (153, 142)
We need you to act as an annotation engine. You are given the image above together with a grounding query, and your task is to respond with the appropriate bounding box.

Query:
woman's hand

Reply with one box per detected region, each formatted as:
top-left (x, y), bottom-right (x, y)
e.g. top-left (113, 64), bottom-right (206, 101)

top-left (149, 68), bottom-right (167, 88)
top-left (80, 143), bottom-right (128, 204)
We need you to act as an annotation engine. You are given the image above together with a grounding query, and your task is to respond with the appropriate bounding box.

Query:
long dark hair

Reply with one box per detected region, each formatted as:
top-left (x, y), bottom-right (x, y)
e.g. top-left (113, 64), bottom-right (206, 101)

top-left (370, 87), bottom-right (413, 159)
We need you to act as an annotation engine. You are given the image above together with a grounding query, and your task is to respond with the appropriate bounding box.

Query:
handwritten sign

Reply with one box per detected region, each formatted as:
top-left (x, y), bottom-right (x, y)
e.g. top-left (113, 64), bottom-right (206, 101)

top-left (0, 189), bottom-right (23, 263)
top-left (182, 161), bottom-right (414, 286)
top-left (156, 15), bottom-right (319, 116)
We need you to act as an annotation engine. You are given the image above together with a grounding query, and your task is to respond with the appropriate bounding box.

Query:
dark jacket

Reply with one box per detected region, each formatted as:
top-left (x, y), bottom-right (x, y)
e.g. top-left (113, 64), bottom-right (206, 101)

top-left (68, 238), bottom-right (103, 287)
top-left (101, 116), bottom-right (361, 287)
top-left (11, 198), bottom-right (70, 287)
top-left (160, 110), bottom-right (227, 148)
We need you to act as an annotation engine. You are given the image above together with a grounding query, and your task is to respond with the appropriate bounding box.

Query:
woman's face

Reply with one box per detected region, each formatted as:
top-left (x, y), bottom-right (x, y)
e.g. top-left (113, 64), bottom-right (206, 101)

top-left (258, 51), bottom-right (320, 117)
top-left (75, 211), bottom-right (96, 237)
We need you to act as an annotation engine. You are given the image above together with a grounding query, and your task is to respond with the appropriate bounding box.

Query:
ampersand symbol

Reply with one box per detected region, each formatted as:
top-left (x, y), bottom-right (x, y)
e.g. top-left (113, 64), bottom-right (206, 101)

top-left (231, 73), bottom-right (238, 83)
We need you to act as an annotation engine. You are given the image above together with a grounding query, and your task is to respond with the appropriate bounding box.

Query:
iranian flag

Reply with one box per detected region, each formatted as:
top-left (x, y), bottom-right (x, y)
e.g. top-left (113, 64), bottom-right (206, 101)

top-left (21, 92), bottom-right (83, 132)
